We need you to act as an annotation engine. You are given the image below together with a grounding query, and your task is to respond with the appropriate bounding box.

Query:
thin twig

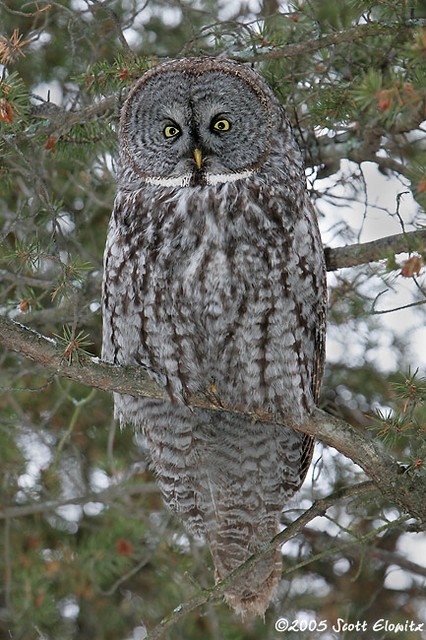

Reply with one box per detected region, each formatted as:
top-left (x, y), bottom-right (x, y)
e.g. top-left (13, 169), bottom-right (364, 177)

top-left (303, 526), bottom-right (426, 578)
top-left (0, 482), bottom-right (159, 520)
top-left (370, 299), bottom-right (426, 315)
top-left (4, 516), bottom-right (13, 613)
top-left (88, 0), bottom-right (135, 58)
top-left (232, 22), bottom-right (414, 62)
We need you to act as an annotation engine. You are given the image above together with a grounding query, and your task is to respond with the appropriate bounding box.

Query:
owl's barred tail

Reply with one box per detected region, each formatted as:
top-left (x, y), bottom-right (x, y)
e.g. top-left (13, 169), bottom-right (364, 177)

top-left (137, 401), bottom-right (311, 618)
top-left (210, 521), bottom-right (282, 619)
top-left (199, 416), bottom-right (307, 619)
top-left (161, 461), bottom-right (283, 618)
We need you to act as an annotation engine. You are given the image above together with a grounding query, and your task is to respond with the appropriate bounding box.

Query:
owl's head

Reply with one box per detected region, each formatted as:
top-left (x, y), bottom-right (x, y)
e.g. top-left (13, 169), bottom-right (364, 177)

top-left (119, 58), bottom-right (282, 188)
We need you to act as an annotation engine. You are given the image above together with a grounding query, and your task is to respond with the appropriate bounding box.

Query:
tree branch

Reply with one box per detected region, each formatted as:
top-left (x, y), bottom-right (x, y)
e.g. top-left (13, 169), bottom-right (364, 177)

top-left (232, 22), bottom-right (420, 62)
top-left (0, 481), bottom-right (158, 520)
top-left (30, 94), bottom-right (118, 140)
top-left (303, 526), bottom-right (426, 579)
top-left (3, 231), bottom-right (424, 297)
top-left (1, 315), bottom-right (426, 524)
top-left (324, 229), bottom-right (426, 271)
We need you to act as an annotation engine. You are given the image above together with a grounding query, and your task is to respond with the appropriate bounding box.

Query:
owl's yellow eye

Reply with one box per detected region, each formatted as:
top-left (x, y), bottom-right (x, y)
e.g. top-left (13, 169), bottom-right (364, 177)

top-left (164, 125), bottom-right (181, 138)
top-left (211, 117), bottom-right (231, 132)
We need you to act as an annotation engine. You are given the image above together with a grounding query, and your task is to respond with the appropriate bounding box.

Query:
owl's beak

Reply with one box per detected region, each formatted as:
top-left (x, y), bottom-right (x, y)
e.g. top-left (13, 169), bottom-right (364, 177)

top-left (193, 148), bottom-right (203, 170)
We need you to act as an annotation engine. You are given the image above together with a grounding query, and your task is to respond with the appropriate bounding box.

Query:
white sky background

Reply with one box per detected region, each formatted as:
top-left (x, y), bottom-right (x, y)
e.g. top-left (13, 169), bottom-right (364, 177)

top-left (314, 159), bottom-right (426, 374)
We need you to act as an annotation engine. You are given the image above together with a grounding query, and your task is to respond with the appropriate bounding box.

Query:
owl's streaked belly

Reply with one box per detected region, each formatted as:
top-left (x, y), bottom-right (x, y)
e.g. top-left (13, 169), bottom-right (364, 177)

top-left (104, 182), bottom-right (322, 417)
top-left (146, 239), bottom-right (309, 415)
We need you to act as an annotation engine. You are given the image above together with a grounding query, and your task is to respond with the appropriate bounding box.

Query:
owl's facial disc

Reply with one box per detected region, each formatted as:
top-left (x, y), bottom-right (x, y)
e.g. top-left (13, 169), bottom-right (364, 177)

top-left (121, 65), bottom-right (273, 187)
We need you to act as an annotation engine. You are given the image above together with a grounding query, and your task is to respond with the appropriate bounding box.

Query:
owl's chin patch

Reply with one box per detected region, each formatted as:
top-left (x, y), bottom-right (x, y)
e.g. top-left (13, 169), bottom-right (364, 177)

top-left (144, 173), bottom-right (193, 188)
top-left (144, 168), bottom-right (255, 188)
top-left (205, 168), bottom-right (255, 186)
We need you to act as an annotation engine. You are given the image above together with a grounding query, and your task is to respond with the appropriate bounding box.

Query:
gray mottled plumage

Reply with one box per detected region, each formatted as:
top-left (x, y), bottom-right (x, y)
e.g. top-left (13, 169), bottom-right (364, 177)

top-left (102, 57), bottom-right (327, 618)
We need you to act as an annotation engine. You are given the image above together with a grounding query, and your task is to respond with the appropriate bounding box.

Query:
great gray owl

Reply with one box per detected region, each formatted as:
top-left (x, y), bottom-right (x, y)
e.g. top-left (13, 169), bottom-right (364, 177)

top-left (102, 57), bottom-right (327, 618)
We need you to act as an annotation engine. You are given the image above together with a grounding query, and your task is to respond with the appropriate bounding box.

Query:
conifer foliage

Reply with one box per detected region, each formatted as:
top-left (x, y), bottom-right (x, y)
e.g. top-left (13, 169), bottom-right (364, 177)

top-left (0, 2), bottom-right (425, 639)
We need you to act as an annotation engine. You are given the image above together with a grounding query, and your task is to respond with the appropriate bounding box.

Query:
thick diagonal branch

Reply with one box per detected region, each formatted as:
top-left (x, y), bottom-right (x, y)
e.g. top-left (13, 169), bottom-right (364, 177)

top-left (1, 315), bottom-right (425, 523)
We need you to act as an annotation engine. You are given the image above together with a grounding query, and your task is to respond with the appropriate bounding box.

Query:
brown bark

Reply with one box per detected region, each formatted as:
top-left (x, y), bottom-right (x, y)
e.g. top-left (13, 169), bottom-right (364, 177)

top-left (324, 229), bottom-right (426, 271)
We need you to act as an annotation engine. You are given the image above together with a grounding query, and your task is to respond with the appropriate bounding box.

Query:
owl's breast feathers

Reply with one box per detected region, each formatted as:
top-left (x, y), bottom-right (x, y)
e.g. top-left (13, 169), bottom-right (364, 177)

top-left (103, 177), bottom-right (326, 419)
